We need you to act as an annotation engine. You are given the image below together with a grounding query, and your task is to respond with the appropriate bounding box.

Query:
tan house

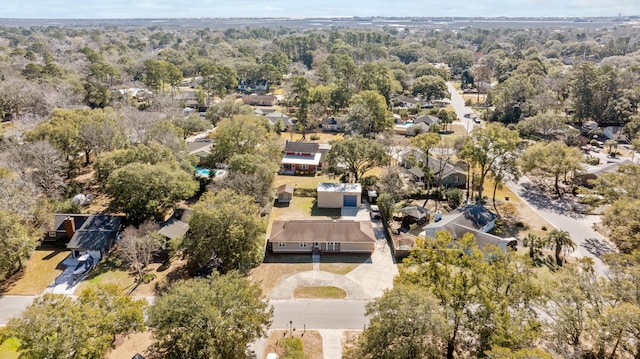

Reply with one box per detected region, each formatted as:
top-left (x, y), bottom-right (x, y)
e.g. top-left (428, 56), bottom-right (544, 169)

top-left (270, 220), bottom-right (375, 253)
top-left (317, 182), bottom-right (361, 208)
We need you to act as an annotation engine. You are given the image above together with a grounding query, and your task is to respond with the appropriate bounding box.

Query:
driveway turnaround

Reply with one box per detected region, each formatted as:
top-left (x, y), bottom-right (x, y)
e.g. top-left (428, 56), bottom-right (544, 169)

top-left (268, 271), bottom-right (370, 300)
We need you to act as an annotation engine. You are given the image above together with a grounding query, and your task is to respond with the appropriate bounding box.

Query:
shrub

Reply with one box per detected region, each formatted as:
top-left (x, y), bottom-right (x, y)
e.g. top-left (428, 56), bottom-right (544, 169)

top-left (465, 98), bottom-right (473, 106)
top-left (541, 226), bottom-right (547, 231)
top-left (446, 188), bottom-right (463, 209)
top-left (310, 134), bottom-right (320, 141)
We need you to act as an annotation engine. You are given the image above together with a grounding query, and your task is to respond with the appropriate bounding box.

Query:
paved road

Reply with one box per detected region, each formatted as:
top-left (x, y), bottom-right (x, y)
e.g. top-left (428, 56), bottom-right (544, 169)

top-left (270, 299), bottom-right (368, 330)
top-left (446, 81), bottom-right (477, 133)
top-left (508, 177), bottom-right (617, 275)
top-left (0, 296), bottom-right (36, 325)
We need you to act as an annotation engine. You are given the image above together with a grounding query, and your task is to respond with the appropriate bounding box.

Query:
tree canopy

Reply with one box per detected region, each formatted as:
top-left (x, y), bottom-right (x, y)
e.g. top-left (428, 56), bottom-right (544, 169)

top-left (325, 135), bottom-right (390, 183)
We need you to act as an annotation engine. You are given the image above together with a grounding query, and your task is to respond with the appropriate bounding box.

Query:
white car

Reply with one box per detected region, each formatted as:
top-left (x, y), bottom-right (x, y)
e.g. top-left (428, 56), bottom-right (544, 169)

top-left (370, 205), bottom-right (381, 220)
top-left (266, 354), bottom-right (279, 359)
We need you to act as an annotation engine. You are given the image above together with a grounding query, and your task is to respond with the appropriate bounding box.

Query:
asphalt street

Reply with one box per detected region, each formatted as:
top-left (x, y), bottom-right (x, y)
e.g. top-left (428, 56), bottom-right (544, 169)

top-left (446, 81), bottom-right (477, 133)
top-left (270, 299), bottom-right (369, 330)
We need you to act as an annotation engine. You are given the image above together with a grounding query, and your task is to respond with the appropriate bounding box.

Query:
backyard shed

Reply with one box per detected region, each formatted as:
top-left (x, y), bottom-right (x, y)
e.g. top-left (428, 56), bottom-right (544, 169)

top-left (317, 182), bottom-right (362, 209)
top-left (277, 184), bottom-right (294, 203)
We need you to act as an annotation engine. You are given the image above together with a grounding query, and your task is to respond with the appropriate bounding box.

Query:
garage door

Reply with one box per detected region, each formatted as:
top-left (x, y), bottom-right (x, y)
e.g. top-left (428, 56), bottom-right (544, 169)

top-left (343, 195), bottom-right (357, 207)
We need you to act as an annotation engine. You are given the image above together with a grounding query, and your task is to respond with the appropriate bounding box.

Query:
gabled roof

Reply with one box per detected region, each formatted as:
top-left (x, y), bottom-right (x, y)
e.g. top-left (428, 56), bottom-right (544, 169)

top-left (270, 220), bottom-right (376, 243)
top-left (277, 184), bottom-right (295, 194)
top-left (284, 141), bottom-right (320, 154)
top-left (394, 95), bottom-right (420, 104)
top-left (158, 220), bottom-right (189, 240)
top-left (414, 115), bottom-right (440, 125)
top-left (66, 215), bottom-right (124, 251)
top-left (422, 204), bottom-right (497, 235)
top-left (408, 167), bottom-right (425, 178)
top-left (400, 206), bottom-right (429, 220)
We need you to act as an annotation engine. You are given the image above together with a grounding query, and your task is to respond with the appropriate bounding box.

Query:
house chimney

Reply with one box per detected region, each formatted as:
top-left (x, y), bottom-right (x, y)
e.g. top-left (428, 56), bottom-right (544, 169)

top-left (63, 216), bottom-right (75, 239)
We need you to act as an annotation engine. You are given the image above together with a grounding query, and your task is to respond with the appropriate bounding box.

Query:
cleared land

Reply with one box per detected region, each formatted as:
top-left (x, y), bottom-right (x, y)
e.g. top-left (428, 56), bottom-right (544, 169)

top-left (105, 332), bottom-right (153, 359)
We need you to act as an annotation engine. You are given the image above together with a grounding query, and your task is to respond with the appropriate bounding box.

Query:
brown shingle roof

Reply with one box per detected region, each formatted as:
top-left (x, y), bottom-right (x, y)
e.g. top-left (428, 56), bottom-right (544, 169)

top-left (270, 220), bottom-right (376, 243)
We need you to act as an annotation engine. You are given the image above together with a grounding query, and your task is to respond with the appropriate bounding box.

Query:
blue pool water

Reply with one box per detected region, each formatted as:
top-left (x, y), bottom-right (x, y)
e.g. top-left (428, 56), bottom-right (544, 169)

top-left (195, 168), bottom-right (212, 176)
top-left (396, 122), bottom-right (413, 128)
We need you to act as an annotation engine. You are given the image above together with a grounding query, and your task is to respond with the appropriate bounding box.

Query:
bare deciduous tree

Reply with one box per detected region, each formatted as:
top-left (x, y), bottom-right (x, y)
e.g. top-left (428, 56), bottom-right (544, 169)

top-left (117, 222), bottom-right (163, 283)
top-left (2, 141), bottom-right (67, 197)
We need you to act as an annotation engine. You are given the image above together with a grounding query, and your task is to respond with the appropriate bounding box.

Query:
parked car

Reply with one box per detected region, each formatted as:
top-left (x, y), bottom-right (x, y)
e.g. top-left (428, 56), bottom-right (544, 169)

top-left (73, 254), bottom-right (95, 282)
top-left (370, 205), bottom-right (381, 220)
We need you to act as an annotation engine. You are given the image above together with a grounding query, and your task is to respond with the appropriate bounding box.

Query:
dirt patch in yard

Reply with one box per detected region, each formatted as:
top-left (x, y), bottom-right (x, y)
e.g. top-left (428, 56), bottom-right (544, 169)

top-left (280, 132), bottom-right (343, 144)
top-left (264, 330), bottom-right (323, 359)
top-left (1, 244), bottom-right (70, 295)
top-left (105, 331), bottom-right (153, 359)
top-left (342, 330), bottom-right (362, 356)
top-left (249, 253), bottom-right (313, 295)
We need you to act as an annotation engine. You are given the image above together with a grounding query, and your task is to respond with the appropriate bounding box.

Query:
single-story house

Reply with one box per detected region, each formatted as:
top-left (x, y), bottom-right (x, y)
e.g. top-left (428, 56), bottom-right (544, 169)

top-left (407, 167), bottom-right (425, 187)
top-left (277, 184), bottom-right (294, 203)
top-left (242, 94), bottom-right (278, 106)
top-left (406, 122), bottom-right (431, 136)
top-left (419, 204), bottom-right (514, 252)
top-left (281, 141), bottom-right (326, 175)
top-left (44, 214), bottom-right (124, 260)
top-left (317, 182), bottom-right (362, 208)
top-left (414, 115), bottom-right (440, 126)
top-left (401, 150), bottom-right (467, 189)
top-left (393, 95), bottom-right (420, 108)
top-left (603, 126), bottom-right (629, 143)
top-left (270, 220), bottom-right (375, 253)
top-left (321, 117), bottom-right (341, 131)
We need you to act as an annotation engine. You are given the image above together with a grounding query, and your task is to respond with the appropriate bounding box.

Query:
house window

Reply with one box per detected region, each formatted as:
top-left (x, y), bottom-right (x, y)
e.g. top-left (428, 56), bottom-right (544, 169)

top-left (454, 176), bottom-right (459, 183)
top-left (300, 164), bottom-right (308, 170)
top-left (278, 242), bottom-right (286, 247)
top-left (300, 242), bottom-right (308, 248)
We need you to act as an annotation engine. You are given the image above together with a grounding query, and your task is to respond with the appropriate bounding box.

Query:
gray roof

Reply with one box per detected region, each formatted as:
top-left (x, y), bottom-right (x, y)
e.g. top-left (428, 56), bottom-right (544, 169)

top-left (414, 115), bottom-right (440, 125)
top-left (270, 220), bottom-right (376, 243)
top-left (66, 215), bottom-right (124, 251)
top-left (284, 141), bottom-right (320, 154)
top-left (408, 167), bottom-right (425, 178)
top-left (400, 206), bottom-right (429, 220)
top-left (158, 220), bottom-right (190, 240)
top-left (422, 204), bottom-right (497, 234)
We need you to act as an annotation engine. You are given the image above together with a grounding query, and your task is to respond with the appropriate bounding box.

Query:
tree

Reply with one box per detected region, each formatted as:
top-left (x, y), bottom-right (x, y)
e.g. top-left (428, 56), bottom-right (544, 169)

top-left (520, 141), bottom-right (582, 197)
top-left (346, 90), bottom-right (392, 136)
top-left (344, 284), bottom-right (449, 359)
top-left (412, 75), bottom-right (448, 102)
top-left (93, 142), bottom-right (178, 185)
top-left (0, 210), bottom-right (38, 280)
top-left (117, 222), bottom-right (163, 283)
top-left (522, 233), bottom-right (545, 263)
top-left (106, 163), bottom-right (198, 224)
top-left (172, 114), bottom-right (212, 139)
top-left (147, 273), bottom-right (272, 359)
top-left (603, 199), bottom-right (640, 253)
top-left (569, 62), bottom-right (597, 123)
top-left (515, 112), bottom-right (566, 138)
top-left (325, 135), bottom-right (390, 183)
top-left (291, 75), bottom-right (313, 126)
top-left (222, 153), bottom-right (279, 207)
top-left (545, 229), bottom-right (575, 267)
top-left (207, 115), bottom-right (280, 165)
top-left (3, 140), bottom-right (67, 197)
top-left (183, 189), bottom-right (266, 273)
top-left (6, 285), bottom-right (145, 359)
top-left (461, 123), bottom-right (519, 200)
top-left (205, 97), bottom-right (252, 125)
top-left (357, 62), bottom-right (395, 105)
top-left (143, 119), bottom-right (186, 153)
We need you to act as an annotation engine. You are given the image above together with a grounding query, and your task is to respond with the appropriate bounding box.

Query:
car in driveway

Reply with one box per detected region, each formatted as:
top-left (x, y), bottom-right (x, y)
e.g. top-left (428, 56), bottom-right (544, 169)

top-left (370, 205), bottom-right (381, 220)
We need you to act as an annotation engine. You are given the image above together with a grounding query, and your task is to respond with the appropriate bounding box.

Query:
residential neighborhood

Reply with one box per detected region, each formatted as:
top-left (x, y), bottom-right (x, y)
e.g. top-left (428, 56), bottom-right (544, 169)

top-left (1, 13), bottom-right (640, 359)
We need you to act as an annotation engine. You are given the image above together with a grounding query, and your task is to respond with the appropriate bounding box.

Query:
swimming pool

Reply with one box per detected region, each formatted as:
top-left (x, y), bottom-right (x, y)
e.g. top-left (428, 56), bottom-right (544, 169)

top-left (195, 168), bottom-right (212, 177)
top-left (396, 122), bottom-right (413, 128)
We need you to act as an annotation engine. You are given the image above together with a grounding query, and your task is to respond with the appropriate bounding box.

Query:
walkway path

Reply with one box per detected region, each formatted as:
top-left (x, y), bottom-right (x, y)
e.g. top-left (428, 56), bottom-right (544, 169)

top-left (319, 329), bottom-right (346, 359)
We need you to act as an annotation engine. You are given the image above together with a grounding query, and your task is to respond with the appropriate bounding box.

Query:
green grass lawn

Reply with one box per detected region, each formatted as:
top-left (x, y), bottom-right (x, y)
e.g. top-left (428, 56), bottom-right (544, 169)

top-left (293, 286), bottom-right (347, 299)
top-left (76, 256), bottom-right (136, 294)
top-left (0, 328), bottom-right (20, 359)
top-left (274, 174), bottom-right (334, 189)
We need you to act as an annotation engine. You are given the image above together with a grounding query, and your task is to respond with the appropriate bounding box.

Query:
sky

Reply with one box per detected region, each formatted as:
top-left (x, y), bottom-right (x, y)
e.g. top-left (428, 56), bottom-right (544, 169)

top-left (1, 0), bottom-right (638, 19)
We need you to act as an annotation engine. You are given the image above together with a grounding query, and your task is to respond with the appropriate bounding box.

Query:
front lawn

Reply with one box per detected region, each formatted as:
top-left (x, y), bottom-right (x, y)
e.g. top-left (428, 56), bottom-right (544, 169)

top-left (274, 174), bottom-right (333, 189)
top-left (0, 328), bottom-right (20, 359)
top-left (249, 262), bottom-right (313, 295)
top-left (264, 330), bottom-right (323, 359)
top-left (1, 245), bottom-right (70, 295)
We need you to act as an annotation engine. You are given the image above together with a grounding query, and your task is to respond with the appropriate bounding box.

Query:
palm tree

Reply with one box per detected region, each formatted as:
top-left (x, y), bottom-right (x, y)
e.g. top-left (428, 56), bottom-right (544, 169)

top-left (546, 229), bottom-right (576, 266)
top-left (522, 233), bottom-right (544, 262)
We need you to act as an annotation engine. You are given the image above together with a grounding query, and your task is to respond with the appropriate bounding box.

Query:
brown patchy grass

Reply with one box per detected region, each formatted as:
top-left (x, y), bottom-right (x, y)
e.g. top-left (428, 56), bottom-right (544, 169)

top-left (342, 330), bottom-right (362, 356)
top-left (462, 93), bottom-right (487, 104)
top-left (280, 132), bottom-right (343, 144)
top-left (105, 331), bottom-right (153, 359)
top-left (264, 330), bottom-right (323, 359)
top-left (1, 246), bottom-right (70, 295)
top-left (320, 263), bottom-right (359, 275)
top-left (294, 286), bottom-right (347, 299)
top-left (249, 262), bottom-right (313, 295)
